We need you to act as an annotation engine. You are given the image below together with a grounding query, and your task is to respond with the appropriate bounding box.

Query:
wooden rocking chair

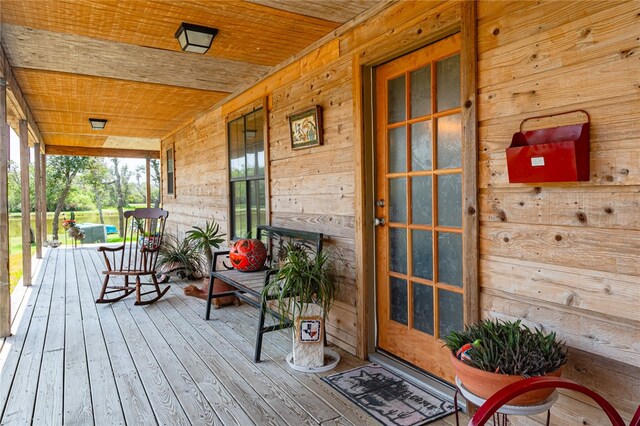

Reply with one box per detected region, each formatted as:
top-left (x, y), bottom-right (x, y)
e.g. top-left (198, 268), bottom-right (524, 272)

top-left (96, 208), bottom-right (170, 305)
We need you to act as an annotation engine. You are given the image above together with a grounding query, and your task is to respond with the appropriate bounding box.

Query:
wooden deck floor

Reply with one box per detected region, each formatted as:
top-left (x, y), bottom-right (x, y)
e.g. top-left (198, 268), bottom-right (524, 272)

top-left (0, 247), bottom-right (462, 425)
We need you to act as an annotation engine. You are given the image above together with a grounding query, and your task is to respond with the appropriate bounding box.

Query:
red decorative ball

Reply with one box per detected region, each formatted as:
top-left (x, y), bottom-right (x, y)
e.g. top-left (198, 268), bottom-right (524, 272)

top-left (229, 239), bottom-right (267, 272)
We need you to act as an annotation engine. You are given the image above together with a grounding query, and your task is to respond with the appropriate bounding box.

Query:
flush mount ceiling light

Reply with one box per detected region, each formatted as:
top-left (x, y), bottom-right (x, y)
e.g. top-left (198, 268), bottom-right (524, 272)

top-left (175, 22), bottom-right (218, 54)
top-left (89, 118), bottom-right (107, 130)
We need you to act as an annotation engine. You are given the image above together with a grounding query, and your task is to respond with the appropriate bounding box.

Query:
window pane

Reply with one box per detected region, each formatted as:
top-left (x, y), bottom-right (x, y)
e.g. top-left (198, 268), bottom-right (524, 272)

top-left (437, 174), bottom-right (462, 228)
top-left (388, 126), bottom-right (406, 173)
top-left (389, 178), bottom-right (407, 224)
top-left (411, 229), bottom-right (432, 281)
top-left (438, 289), bottom-right (463, 338)
top-left (390, 277), bottom-right (408, 325)
top-left (411, 175), bottom-right (432, 226)
top-left (229, 119), bottom-right (246, 179)
top-left (411, 120), bottom-right (432, 171)
top-left (258, 180), bottom-right (266, 227)
top-left (413, 283), bottom-right (434, 335)
top-left (387, 75), bottom-right (406, 124)
top-left (436, 54), bottom-right (460, 112)
top-left (389, 227), bottom-right (407, 275)
top-left (245, 110), bottom-right (264, 178)
top-left (436, 114), bottom-right (461, 169)
top-left (438, 232), bottom-right (462, 287)
top-left (410, 65), bottom-right (431, 118)
top-left (248, 179), bottom-right (266, 238)
top-left (167, 148), bottom-right (174, 194)
top-left (232, 181), bottom-right (247, 238)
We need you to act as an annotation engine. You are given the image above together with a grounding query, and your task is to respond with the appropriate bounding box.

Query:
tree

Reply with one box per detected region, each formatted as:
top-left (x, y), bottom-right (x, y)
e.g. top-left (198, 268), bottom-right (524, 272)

top-left (47, 156), bottom-right (93, 240)
top-left (111, 159), bottom-right (131, 237)
top-left (83, 159), bottom-right (112, 224)
top-left (150, 159), bottom-right (160, 207)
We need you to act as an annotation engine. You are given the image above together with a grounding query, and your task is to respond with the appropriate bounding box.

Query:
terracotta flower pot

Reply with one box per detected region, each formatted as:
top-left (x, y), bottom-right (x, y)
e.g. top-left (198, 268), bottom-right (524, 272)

top-left (450, 352), bottom-right (562, 405)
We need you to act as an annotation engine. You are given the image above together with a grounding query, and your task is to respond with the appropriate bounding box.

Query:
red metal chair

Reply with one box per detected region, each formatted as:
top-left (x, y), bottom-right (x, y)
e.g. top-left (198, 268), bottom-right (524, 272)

top-left (468, 376), bottom-right (627, 426)
top-left (96, 208), bottom-right (170, 305)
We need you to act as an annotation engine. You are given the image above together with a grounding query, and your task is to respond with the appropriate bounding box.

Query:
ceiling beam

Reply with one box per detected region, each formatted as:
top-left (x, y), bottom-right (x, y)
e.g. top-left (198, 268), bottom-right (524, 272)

top-left (2, 25), bottom-right (271, 93)
top-left (0, 45), bottom-right (44, 152)
top-left (45, 145), bottom-right (159, 159)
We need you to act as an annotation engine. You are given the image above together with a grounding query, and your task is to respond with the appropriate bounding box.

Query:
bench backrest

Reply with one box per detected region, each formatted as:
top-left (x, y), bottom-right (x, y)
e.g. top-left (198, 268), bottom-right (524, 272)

top-left (256, 225), bottom-right (323, 268)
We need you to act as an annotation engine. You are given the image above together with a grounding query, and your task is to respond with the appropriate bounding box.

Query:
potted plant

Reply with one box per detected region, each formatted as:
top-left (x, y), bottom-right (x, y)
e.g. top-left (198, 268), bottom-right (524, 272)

top-left (184, 220), bottom-right (237, 308)
top-left (156, 234), bottom-right (203, 281)
top-left (443, 319), bottom-right (568, 405)
top-left (262, 243), bottom-right (338, 371)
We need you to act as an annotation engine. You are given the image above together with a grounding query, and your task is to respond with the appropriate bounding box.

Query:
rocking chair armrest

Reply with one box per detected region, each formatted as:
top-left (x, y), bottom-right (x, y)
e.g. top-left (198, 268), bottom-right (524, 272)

top-left (97, 245), bottom-right (125, 252)
top-left (140, 245), bottom-right (161, 254)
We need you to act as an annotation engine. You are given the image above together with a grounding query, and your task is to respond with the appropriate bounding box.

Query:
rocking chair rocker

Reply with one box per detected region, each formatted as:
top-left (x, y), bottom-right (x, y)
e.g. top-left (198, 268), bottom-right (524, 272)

top-left (96, 208), bottom-right (170, 305)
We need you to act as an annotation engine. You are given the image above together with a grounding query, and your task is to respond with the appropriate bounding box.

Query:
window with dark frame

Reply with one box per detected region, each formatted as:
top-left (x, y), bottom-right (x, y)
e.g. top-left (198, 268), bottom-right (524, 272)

top-left (228, 109), bottom-right (266, 239)
top-left (166, 147), bottom-right (175, 195)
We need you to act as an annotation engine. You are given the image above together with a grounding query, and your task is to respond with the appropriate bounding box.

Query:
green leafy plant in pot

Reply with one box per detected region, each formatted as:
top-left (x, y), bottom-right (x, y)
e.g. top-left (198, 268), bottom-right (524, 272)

top-left (185, 220), bottom-right (225, 275)
top-left (156, 234), bottom-right (203, 281)
top-left (443, 319), bottom-right (568, 405)
top-left (262, 243), bottom-right (336, 369)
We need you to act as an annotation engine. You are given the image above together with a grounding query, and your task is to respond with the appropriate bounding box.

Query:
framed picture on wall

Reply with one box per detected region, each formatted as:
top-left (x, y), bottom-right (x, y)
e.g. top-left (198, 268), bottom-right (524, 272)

top-left (288, 106), bottom-right (323, 149)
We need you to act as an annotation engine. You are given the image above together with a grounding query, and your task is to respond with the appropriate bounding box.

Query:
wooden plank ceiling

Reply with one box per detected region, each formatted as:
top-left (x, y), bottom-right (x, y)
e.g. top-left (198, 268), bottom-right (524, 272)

top-left (0, 0), bottom-right (382, 156)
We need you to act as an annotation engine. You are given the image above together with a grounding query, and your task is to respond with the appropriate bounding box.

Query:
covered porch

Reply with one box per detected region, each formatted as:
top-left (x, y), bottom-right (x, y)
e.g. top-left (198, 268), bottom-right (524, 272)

top-left (0, 247), bottom-right (463, 425)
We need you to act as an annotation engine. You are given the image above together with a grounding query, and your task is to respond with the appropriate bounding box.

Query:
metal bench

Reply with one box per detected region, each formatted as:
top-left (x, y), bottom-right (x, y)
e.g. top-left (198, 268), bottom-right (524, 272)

top-left (205, 225), bottom-right (323, 362)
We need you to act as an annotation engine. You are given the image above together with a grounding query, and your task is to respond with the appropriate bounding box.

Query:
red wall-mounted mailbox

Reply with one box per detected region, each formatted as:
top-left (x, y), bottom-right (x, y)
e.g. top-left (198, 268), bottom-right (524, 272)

top-left (506, 110), bottom-right (590, 183)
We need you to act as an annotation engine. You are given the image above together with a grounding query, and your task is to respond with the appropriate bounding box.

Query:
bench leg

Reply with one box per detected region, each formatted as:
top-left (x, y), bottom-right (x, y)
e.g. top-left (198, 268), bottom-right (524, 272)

top-left (254, 302), bottom-right (267, 363)
top-left (205, 275), bottom-right (214, 320)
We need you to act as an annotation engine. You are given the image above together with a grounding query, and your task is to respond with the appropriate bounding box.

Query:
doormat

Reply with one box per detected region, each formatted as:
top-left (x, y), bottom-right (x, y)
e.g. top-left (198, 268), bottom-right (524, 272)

top-left (322, 364), bottom-right (455, 426)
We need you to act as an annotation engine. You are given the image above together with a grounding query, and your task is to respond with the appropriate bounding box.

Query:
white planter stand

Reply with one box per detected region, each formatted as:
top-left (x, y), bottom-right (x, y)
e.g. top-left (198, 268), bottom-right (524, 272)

top-left (286, 349), bottom-right (340, 373)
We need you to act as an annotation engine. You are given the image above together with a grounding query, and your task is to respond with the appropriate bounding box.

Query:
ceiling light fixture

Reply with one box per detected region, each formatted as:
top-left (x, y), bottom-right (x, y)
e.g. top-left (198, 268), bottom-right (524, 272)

top-left (175, 22), bottom-right (218, 54)
top-left (89, 118), bottom-right (107, 130)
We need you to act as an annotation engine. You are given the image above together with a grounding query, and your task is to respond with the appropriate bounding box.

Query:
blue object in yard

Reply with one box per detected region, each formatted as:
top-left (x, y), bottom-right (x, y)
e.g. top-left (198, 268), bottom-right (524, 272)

top-left (105, 225), bottom-right (118, 234)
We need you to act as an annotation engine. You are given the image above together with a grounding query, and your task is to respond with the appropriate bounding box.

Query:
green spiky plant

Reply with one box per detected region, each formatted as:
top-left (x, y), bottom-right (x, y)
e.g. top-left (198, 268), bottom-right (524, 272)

top-left (185, 220), bottom-right (226, 276)
top-left (443, 319), bottom-right (567, 377)
top-left (157, 234), bottom-right (203, 279)
top-left (262, 243), bottom-right (335, 324)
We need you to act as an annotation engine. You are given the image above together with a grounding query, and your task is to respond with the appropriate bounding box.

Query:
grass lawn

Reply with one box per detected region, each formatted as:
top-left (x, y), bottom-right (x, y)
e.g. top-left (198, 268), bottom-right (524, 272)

top-left (9, 237), bottom-right (36, 293)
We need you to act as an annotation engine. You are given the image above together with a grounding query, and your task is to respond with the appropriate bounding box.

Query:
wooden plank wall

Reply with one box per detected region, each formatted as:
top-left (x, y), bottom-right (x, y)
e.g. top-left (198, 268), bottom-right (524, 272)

top-left (476, 1), bottom-right (639, 423)
top-left (162, 0), bottom-right (639, 421)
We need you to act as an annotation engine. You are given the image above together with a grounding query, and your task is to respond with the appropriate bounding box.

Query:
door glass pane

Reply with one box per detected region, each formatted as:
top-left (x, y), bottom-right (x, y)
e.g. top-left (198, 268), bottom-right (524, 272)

top-left (436, 54), bottom-right (460, 112)
top-left (436, 114), bottom-right (461, 169)
top-left (230, 119), bottom-right (246, 178)
top-left (411, 175), bottom-right (432, 225)
top-left (411, 229), bottom-right (433, 281)
top-left (389, 227), bottom-right (407, 275)
top-left (389, 178), bottom-right (407, 224)
top-left (388, 75), bottom-right (406, 124)
top-left (438, 232), bottom-right (462, 287)
top-left (438, 289), bottom-right (463, 338)
top-left (390, 277), bottom-right (408, 325)
top-left (411, 120), bottom-right (432, 171)
top-left (232, 181), bottom-right (247, 238)
top-left (388, 126), bottom-right (407, 173)
top-left (437, 174), bottom-right (462, 228)
top-left (412, 283), bottom-right (434, 335)
top-left (410, 65), bottom-right (431, 118)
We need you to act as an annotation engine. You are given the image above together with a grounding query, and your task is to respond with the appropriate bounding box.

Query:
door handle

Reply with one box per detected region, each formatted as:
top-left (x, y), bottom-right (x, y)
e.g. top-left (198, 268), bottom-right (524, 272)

top-left (374, 217), bottom-right (386, 227)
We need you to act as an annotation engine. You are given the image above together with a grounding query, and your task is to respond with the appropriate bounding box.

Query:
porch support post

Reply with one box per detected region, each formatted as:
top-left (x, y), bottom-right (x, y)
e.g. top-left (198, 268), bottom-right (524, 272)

top-left (34, 143), bottom-right (42, 258)
top-left (19, 120), bottom-right (31, 286)
top-left (145, 157), bottom-right (151, 208)
top-left (40, 153), bottom-right (46, 243)
top-left (0, 78), bottom-right (11, 336)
